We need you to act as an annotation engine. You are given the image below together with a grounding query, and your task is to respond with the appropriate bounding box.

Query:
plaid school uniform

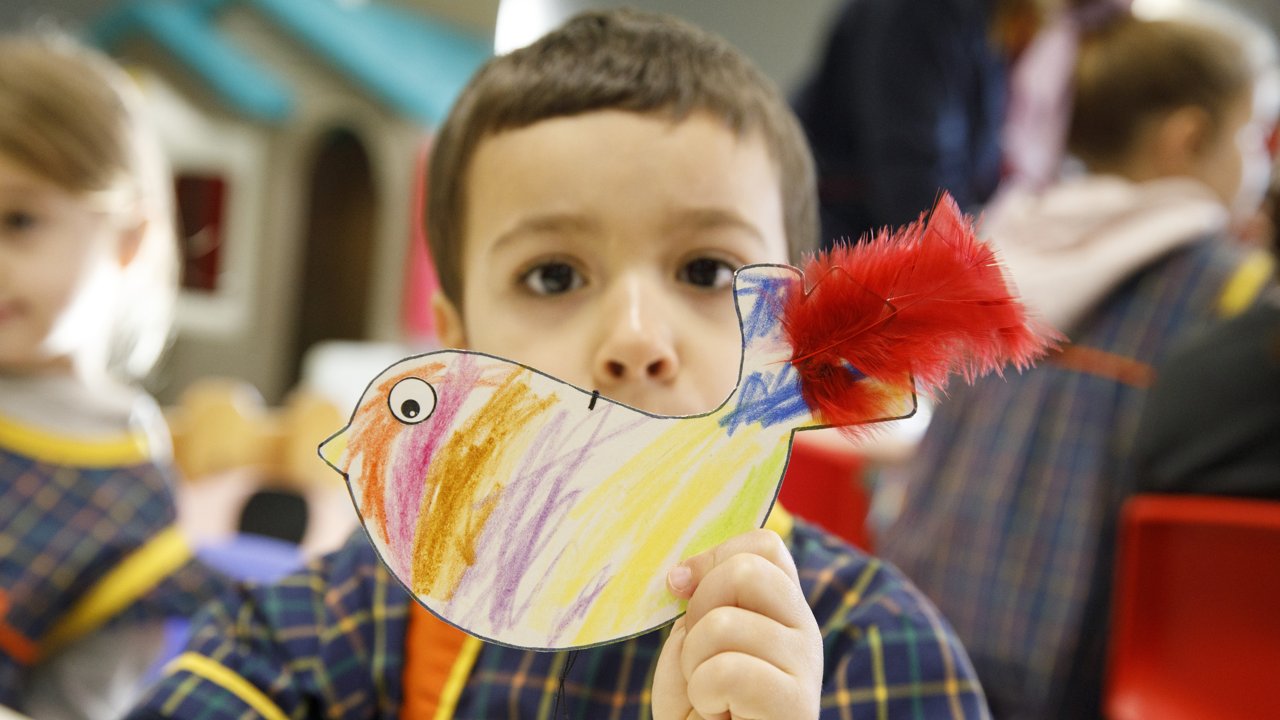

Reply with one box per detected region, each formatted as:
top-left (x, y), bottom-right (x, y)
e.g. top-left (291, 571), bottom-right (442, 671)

top-left (128, 509), bottom-right (991, 719)
top-left (0, 415), bottom-right (224, 708)
top-left (879, 238), bottom-right (1264, 718)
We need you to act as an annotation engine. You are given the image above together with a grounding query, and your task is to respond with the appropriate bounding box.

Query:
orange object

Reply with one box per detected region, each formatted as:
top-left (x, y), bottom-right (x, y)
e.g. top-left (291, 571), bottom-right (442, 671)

top-left (779, 433), bottom-right (872, 551)
top-left (402, 601), bottom-right (477, 718)
top-left (0, 588), bottom-right (38, 664)
top-left (1106, 494), bottom-right (1280, 720)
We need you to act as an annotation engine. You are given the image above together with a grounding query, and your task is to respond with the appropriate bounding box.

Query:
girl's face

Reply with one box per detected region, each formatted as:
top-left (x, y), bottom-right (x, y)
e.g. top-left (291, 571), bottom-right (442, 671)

top-left (1195, 84), bottom-right (1280, 218)
top-left (0, 152), bottom-right (137, 376)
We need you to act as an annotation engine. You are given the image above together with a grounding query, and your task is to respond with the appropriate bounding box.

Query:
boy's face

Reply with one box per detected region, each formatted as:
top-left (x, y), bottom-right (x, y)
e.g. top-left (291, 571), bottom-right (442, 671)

top-left (435, 110), bottom-right (790, 416)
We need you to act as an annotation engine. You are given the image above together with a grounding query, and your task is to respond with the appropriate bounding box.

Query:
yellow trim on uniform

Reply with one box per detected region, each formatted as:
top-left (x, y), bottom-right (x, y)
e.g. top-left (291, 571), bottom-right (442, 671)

top-left (164, 652), bottom-right (290, 720)
top-left (764, 504), bottom-right (794, 540)
top-left (0, 414), bottom-right (150, 468)
top-left (41, 526), bottom-right (191, 656)
top-left (434, 636), bottom-right (484, 720)
top-left (1218, 251), bottom-right (1275, 318)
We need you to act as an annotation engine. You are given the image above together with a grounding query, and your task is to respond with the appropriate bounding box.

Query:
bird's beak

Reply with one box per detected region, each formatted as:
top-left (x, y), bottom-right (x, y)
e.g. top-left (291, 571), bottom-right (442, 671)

top-left (318, 428), bottom-right (349, 474)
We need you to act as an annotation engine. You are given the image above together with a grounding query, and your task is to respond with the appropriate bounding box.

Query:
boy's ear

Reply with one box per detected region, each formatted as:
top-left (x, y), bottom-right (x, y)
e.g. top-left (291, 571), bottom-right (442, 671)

top-left (1152, 105), bottom-right (1214, 175)
top-left (432, 291), bottom-right (467, 349)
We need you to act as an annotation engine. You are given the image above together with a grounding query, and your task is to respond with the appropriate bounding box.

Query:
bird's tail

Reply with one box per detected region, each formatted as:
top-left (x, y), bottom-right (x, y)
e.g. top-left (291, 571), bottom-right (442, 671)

top-left (778, 193), bottom-right (1058, 435)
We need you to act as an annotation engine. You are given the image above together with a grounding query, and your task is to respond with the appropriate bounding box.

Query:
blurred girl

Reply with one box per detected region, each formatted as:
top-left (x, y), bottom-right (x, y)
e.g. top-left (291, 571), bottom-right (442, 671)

top-left (879, 11), bottom-right (1279, 719)
top-left (0, 35), bottom-right (223, 719)
top-left (1133, 168), bottom-right (1280, 497)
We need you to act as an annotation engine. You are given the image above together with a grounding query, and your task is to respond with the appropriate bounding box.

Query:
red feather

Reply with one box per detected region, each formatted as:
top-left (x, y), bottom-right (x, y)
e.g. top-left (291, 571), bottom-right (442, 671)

top-left (783, 193), bottom-right (1058, 431)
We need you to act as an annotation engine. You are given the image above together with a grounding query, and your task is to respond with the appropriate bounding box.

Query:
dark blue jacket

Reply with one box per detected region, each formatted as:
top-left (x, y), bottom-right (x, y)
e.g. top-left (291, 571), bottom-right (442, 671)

top-left (794, 0), bottom-right (1006, 247)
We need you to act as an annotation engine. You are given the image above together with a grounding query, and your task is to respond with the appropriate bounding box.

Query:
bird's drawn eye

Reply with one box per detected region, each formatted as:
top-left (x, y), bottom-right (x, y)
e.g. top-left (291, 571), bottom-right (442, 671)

top-left (388, 377), bottom-right (436, 424)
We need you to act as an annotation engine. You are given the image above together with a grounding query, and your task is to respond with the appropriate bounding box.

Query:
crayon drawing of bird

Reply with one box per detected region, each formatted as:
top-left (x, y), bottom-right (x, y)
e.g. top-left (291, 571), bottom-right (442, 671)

top-left (319, 194), bottom-right (1054, 651)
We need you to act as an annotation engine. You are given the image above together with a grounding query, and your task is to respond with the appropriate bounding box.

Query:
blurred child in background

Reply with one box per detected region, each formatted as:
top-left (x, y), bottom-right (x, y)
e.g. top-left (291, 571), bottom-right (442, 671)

top-left (879, 9), bottom-right (1280, 719)
top-left (1133, 168), bottom-right (1280, 497)
top-left (0, 35), bottom-right (224, 719)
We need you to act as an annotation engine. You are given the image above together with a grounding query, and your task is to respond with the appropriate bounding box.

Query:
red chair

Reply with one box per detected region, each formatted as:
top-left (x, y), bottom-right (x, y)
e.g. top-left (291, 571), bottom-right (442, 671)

top-left (779, 432), bottom-right (873, 552)
top-left (1106, 494), bottom-right (1280, 720)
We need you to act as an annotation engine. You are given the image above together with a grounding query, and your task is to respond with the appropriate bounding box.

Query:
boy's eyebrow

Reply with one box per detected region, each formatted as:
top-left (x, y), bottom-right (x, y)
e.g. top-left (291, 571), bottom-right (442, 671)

top-left (486, 207), bottom-right (768, 253)
top-left (489, 213), bottom-right (597, 253)
top-left (666, 207), bottom-right (768, 248)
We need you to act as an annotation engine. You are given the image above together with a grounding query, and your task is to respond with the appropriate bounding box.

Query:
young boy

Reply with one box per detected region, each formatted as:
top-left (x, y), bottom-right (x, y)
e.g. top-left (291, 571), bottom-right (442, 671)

top-left (126, 10), bottom-right (989, 719)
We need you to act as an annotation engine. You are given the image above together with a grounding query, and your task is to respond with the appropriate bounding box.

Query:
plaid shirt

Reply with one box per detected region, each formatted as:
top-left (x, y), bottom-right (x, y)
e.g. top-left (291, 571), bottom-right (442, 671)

top-left (879, 238), bottom-right (1255, 719)
top-left (128, 517), bottom-right (990, 719)
top-left (0, 445), bottom-right (224, 708)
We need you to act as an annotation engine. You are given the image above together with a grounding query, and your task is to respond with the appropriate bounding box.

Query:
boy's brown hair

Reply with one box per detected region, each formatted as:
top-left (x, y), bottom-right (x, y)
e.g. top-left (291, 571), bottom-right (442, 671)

top-left (426, 8), bottom-right (818, 308)
top-left (1069, 15), bottom-right (1253, 169)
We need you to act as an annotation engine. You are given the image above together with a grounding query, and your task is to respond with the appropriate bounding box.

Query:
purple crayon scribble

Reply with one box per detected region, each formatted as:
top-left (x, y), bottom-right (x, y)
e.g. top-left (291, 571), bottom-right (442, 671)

top-left (548, 564), bottom-right (612, 646)
top-left (458, 409), bottom-right (584, 630)
top-left (454, 401), bottom-right (646, 635)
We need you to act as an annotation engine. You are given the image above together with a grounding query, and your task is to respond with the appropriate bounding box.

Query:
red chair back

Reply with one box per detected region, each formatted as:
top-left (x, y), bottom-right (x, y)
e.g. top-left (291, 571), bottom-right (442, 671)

top-left (1107, 494), bottom-right (1280, 720)
top-left (779, 432), bottom-right (872, 552)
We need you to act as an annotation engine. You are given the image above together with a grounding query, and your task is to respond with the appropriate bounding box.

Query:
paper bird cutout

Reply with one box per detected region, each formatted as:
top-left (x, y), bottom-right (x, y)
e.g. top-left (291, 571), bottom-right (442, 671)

top-left (319, 194), bottom-right (1054, 650)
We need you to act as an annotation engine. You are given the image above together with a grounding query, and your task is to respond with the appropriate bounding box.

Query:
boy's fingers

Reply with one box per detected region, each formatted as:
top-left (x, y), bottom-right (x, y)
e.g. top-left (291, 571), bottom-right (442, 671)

top-left (668, 528), bottom-right (799, 598)
top-left (652, 616), bottom-right (695, 720)
top-left (679, 605), bottom-right (803, 682)
top-left (683, 551), bottom-right (810, 632)
top-left (686, 650), bottom-right (803, 720)
top-left (659, 530), bottom-right (821, 720)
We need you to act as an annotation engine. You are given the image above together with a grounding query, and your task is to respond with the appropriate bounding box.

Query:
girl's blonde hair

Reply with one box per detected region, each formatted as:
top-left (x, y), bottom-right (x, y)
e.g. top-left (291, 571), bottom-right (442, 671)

top-left (0, 34), bottom-right (176, 380)
top-left (1068, 15), bottom-right (1254, 168)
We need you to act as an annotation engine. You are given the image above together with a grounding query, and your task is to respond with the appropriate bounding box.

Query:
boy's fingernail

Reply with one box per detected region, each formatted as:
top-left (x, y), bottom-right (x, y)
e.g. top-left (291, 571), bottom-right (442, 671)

top-left (668, 565), bottom-right (692, 592)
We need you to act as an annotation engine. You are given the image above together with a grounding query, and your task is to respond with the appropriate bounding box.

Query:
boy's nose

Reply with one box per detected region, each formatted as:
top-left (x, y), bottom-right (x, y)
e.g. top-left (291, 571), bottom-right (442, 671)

top-left (593, 277), bottom-right (679, 385)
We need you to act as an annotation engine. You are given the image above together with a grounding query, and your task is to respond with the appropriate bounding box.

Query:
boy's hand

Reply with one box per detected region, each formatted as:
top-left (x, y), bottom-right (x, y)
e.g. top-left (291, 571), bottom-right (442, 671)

top-left (652, 529), bottom-right (823, 720)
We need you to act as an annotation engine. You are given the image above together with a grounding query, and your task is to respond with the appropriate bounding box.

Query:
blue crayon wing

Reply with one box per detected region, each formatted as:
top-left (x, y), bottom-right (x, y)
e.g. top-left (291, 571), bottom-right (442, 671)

top-left (719, 265), bottom-right (819, 436)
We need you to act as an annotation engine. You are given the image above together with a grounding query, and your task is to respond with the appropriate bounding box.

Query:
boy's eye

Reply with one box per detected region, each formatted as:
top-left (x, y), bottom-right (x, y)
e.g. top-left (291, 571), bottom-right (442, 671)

top-left (2, 210), bottom-right (37, 232)
top-left (521, 262), bottom-right (584, 295)
top-left (678, 257), bottom-right (736, 289)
